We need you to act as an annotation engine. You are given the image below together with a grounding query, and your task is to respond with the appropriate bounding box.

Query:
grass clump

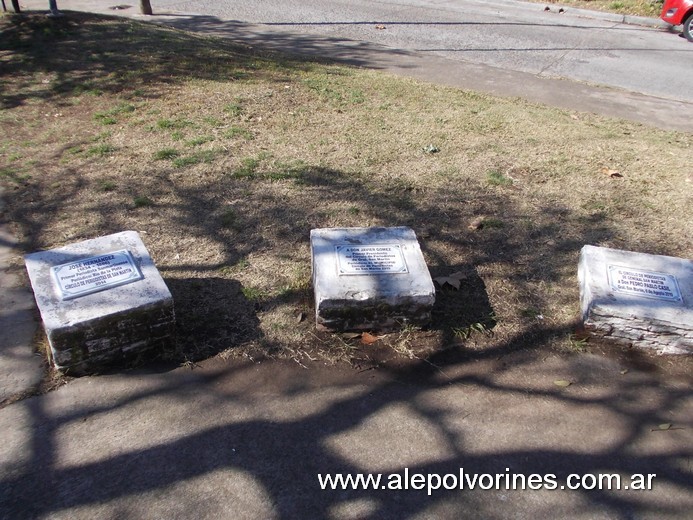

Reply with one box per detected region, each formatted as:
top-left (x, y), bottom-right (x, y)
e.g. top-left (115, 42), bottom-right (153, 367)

top-left (98, 180), bottom-right (116, 192)
top-left (156, 118), bottom-right (192, 130)
top-left (220, 208), bottom-right (239, 229)
top-left (487, 170), bottom-right (513, 186)
top-left (86, 144), bottom-right (117, 157)
top-left (0, 167), bottom-right (30, 184)
top-left (186, 135), bottom-right (214, 147)
top-left (224, 103), bottom-right (243, 116)
top-left (154, 148), bottom-right (180, 160)
top-left (133, 195), bottom-right (154, 207)
top-left (93, 103), bottom-right (136, 125)
top-left (172, 150), bottom-right (218, 168)
top-left (224, 126), bottom-right (254, 140)
top-left (233, 157), bottom-right (261, 178)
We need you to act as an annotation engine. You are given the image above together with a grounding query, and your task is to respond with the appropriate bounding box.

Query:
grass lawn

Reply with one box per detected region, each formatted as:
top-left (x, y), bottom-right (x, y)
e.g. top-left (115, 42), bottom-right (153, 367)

top-left (0, 12), bottom-right (690, 371)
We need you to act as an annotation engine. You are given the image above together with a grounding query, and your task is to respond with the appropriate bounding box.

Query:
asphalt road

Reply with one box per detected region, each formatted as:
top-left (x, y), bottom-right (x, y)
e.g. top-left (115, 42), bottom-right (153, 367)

top-left (154, 0), bottom-right (693, 104)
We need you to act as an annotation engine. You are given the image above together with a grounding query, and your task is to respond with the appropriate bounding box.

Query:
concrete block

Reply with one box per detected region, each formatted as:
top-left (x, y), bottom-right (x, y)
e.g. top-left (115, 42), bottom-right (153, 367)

top-left (578, 245), bottom-right (692, 354)
top-left (310, 227), bottom-right (435, 332)
top-left (24, 231), bottom-right (175, 373)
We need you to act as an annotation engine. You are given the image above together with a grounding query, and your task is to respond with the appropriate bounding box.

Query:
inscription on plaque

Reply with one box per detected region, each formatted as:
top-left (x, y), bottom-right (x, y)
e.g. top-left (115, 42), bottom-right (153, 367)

top-left (608, 265), bottom-right (682, 302)
top-left (336, 244), bottom-right (408, 275)
top-left (51, 249), bottom-right (143, 300)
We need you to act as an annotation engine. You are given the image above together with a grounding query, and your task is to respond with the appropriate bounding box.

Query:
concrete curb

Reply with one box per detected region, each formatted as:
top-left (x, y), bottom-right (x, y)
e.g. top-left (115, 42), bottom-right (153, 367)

top-left (566, 7), bottom-right (670, 28)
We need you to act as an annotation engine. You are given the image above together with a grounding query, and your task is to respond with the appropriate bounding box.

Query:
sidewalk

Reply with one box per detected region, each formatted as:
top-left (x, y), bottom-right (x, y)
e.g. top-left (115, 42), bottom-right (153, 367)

top-left (1, 350), bottom-right (691, 519)
top-left (0, 188), bottom-right (43, 405)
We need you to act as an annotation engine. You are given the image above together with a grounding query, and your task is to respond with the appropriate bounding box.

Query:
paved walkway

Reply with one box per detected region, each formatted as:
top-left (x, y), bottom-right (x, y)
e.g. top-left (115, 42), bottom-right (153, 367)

top-left (0, 188), bottom-right (43, 405)
top-left (1, 352), bottom-right (691, 519)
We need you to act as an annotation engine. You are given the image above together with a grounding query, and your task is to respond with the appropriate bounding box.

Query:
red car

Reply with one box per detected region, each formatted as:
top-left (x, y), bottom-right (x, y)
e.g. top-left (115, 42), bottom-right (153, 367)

top-left (661, 0), bottom-right (693, 41)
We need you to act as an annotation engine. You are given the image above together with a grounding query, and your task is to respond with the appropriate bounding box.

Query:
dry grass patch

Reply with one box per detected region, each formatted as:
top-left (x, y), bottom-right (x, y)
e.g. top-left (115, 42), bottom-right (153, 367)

top-left (1, 12), bottom-right (691, 371)
top-left (526, 0), bottom-right (664, 18)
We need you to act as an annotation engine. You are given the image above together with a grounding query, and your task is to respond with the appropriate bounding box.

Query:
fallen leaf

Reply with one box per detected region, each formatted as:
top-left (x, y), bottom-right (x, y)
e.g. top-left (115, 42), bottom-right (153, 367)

top-left (570, 114), bottom-right (579, 120)
top-left (433, 276), bottom-right (461, 289)
top-left (449, 271), bottom-right (469, 280)
top-left (553, 380), bottom-right (571, 387)
top-left (620, 369), bottom-right (628, 375)
top-left (657, 423), bottom-right (672, 431)
top-left (468, 216), bottom-right (485, 230)
top-left (375, 24), bottom-right (386, 30)
top-left (601, 166), bottom-right (623, 178)
top-left (361, 332), bottom-right (380, 345)
top-left (296, 312), bottom-right (306, 323)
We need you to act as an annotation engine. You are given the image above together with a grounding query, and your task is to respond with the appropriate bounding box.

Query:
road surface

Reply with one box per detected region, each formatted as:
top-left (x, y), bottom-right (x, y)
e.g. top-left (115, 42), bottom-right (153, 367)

top-left (154, 0), bottom-right (693, 104)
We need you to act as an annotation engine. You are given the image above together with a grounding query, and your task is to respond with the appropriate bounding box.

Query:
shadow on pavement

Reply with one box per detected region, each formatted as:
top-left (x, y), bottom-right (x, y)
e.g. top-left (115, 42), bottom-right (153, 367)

top-left (1, 335), bottom-right (690, 518)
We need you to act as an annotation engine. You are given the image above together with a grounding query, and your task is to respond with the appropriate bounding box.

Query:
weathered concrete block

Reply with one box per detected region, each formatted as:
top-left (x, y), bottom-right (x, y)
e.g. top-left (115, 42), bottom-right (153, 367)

top-left (25, 231), bottom-right (175, 373)
top-left (578, 245), bottom-right (692, 355)
top-left (311, 227), bottom-right (435, 332)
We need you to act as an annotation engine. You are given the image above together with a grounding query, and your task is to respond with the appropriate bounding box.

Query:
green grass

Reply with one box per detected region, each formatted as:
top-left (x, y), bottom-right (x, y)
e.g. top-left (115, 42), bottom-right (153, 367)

top-left (94, 114), bottom-right (117, 125)
top-left (171, 150), bottom-right (217, 168)
top-left (0, 167), bottom-right (30, 184)
top-left (133, 195), bottom-right (154, 207)
top-left (153, 148), bottom-right (180, 160)
top-left (156, 118), bottom-right (193, 130)
top-left (482, 217), bottom-right (504, 229)
top-left (93, 103), bottom-right (136, 125)
top-left (185, 135), bottom-right (214, 147)
top-left (86, 144), bottom-right (117, 157)
top-left (233, 157), bottom-right (261, 178)
top-left (224, 103), bottom-right (243, 116)
top-left (224, 126), bottom-right (254, 140)
top-left (241, 285), bottom-right (265, 301)
top-left (73, 84), bottom-right (103, 96)
top-left (487, 170), bottom-right (513, 186)
top-left (98, 180), bottom-right (116, 192)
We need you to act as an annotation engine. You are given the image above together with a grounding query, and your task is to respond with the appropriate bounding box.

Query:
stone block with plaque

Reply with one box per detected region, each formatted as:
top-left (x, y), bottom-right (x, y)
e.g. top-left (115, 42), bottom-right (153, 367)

top-left (578, 245), bottom-right (692, 354)
top-left (24, 231), bottom-right (175, 373)
top-left (310, 227), bottom-right (435, 332)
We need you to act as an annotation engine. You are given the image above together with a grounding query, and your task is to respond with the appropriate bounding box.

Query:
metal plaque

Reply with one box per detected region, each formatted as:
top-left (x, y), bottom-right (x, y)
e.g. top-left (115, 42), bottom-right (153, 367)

top-left (335, 244), bottom-right (408, 275)
top-left (607, 265), bottom-right (682, 302)
top-left (51, 249), bottom-right (143, 300)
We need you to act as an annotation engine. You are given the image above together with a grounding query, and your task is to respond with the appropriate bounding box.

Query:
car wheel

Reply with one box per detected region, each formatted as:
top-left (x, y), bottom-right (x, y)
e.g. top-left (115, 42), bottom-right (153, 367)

top-left (684, 13), bottom-right (693, 42)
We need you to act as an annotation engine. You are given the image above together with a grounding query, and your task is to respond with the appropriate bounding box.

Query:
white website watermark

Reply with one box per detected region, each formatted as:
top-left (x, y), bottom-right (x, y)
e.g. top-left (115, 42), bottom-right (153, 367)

top-left (318, 468), bottom-right (656, 496)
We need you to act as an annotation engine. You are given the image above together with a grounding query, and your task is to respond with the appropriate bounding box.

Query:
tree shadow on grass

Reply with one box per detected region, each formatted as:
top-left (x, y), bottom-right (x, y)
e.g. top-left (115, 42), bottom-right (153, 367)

top-left (0, 11), bottom-right (413, 110)
top-left (164, 277), bottom-right (263, 362)
top-left (0, 157), bottom-right (628, 366)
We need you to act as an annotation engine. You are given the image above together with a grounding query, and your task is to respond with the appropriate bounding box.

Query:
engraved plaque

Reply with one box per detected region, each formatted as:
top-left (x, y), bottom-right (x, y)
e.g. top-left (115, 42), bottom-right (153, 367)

top-left (335, 244), bottom-right (408, 275)
top-left (51, 249), bottom-right (143, 300)
top-left (608, 265), bottom-right (682, 302)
